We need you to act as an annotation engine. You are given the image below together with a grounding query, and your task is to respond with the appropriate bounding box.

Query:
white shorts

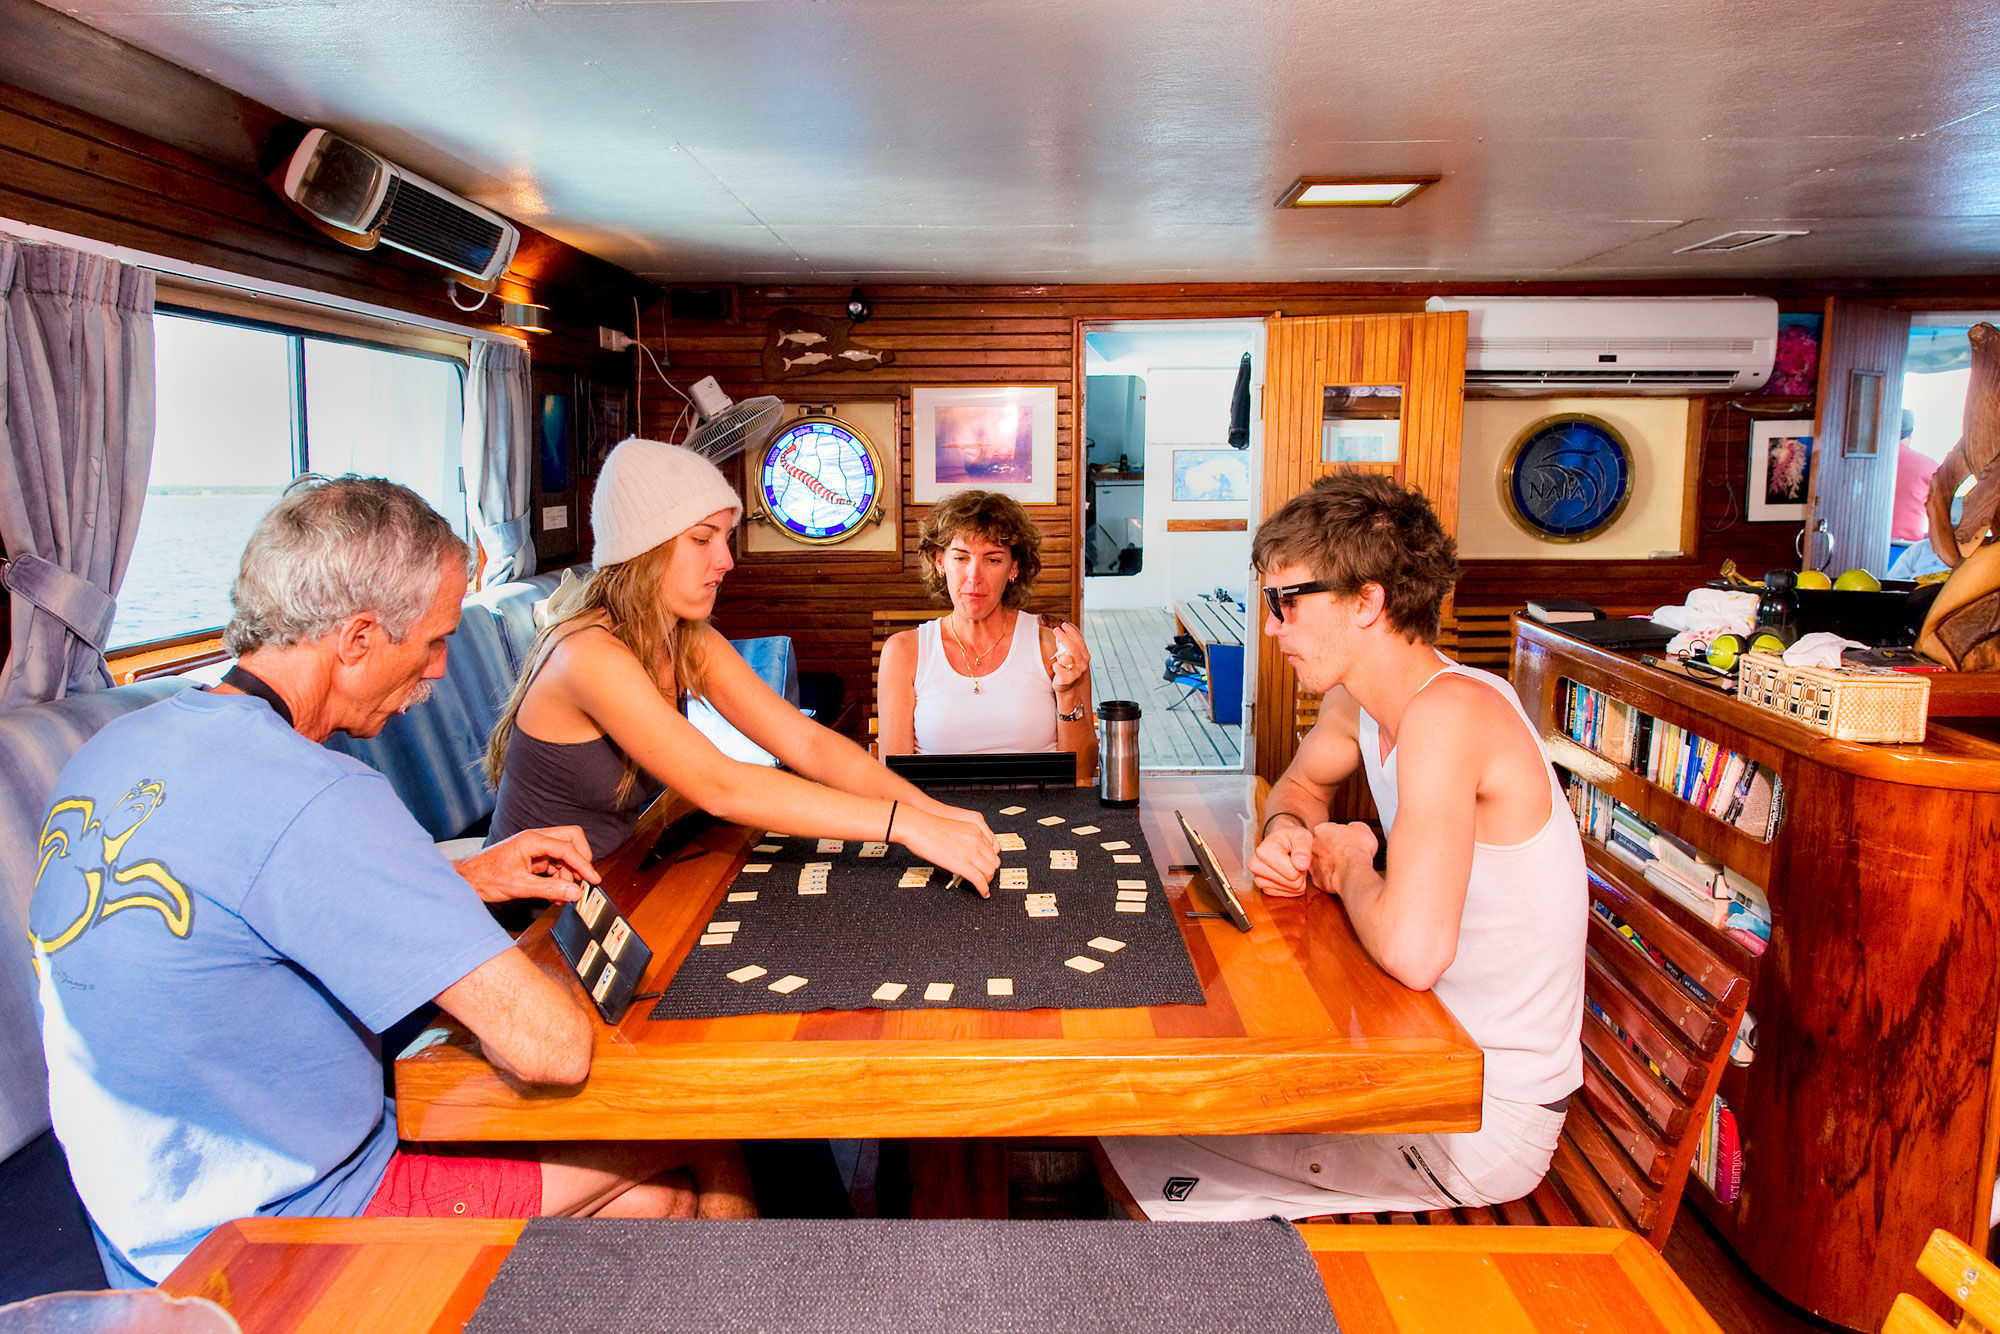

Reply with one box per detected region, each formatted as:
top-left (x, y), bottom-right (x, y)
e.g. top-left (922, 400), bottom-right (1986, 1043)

top-left (1099, 1094), bottom-right (1566, 1221)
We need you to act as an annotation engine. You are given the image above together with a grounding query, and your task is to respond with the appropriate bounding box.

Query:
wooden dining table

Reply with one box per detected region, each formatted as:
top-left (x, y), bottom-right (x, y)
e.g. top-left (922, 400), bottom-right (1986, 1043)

top-left (160, 1217), bottom-right (1725, 1334)
top-left (393, 773), bottom-right (1482, 1143)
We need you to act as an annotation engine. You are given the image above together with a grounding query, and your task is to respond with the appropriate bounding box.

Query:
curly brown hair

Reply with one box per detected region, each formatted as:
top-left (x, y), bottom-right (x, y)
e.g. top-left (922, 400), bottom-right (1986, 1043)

top-left (917, 490), bottom-right (1043, 609)
top-left (1251, 471), bottom-right (1461, 643)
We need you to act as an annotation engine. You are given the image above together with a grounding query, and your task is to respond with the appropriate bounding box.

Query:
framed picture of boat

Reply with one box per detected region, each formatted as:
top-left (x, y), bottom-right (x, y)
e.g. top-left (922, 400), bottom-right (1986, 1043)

top-left (912, 384), bottom-right (1058, 504)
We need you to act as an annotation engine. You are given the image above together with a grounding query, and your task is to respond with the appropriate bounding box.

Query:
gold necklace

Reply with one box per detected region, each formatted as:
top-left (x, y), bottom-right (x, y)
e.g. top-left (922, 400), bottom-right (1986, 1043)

top-left (945, 613), bottom-right (1005, 692)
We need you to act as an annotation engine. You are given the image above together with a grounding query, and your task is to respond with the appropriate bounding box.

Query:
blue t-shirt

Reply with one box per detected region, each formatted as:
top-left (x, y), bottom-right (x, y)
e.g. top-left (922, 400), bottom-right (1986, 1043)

top-left (30, 688), bottom-right (514, 1285)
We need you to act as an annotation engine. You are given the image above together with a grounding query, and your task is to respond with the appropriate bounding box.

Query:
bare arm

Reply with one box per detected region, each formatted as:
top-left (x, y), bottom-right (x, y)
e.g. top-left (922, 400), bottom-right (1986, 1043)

top-left (877, 630), bottom-right (918, 757)
top-left (553, 628), bottom-right (997, 890)
top-left (1039, 622), bottom-right (1099, 780)
top-left (1248, 688), bottom-right (1364, 897)
top-left (1309, 685), bottom-right (1481, 990)
top-left (436, 946), bottom-right (594, 1085)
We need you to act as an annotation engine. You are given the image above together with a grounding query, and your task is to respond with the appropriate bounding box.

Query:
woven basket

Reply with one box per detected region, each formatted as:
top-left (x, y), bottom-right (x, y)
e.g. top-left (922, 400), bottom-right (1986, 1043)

top-left (1735, 651), bottom-right (1930, 743)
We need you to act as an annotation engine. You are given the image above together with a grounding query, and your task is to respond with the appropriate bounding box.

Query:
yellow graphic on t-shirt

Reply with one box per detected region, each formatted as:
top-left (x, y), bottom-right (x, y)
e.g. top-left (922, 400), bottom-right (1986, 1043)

top-left (32, 781), bottom-right (191, 953)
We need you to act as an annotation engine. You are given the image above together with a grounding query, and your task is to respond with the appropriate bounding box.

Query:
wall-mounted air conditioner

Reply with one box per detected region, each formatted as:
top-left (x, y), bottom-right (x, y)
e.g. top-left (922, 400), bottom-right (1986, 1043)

top-left (275, 128), bottom-right (519, 289)
top-left (1425, 296), bottom-right (1778, 394)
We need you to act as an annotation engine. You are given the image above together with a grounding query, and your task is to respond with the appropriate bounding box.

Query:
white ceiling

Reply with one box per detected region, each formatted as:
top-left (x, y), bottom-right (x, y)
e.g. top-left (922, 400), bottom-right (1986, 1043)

top-left (38, 0), bottom-right (2000, 285)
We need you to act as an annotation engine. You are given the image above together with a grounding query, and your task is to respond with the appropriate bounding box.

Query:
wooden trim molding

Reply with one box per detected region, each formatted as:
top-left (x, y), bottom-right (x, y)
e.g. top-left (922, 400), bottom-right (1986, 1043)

top-left (1164, 519), bottom-right (1248, 532)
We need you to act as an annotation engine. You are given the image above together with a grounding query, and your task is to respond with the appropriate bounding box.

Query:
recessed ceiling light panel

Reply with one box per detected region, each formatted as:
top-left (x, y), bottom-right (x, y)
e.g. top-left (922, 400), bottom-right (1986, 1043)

top-left (1673, 230), bottom-right (1811, 254)
top-left (1277, 175), bottom-right (1440, 208)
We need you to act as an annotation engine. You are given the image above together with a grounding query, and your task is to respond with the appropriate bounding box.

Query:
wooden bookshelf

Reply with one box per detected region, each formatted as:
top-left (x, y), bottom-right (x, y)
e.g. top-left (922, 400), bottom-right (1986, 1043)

top-left (1514, 618), bottom-right (2000, 1333)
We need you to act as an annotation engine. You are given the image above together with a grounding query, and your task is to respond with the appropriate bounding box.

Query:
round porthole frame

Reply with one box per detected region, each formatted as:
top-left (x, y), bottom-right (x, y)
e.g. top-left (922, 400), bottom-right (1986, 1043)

top-left (1497, 412), bottom-right (1636, 543)
top-left (752, 411), bottom-right (888, 547)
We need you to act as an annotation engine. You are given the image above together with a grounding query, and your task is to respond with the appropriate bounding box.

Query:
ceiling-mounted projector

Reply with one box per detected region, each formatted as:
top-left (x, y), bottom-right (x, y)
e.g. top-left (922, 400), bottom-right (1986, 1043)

top-left (275, 128), bottom-right (519, 289)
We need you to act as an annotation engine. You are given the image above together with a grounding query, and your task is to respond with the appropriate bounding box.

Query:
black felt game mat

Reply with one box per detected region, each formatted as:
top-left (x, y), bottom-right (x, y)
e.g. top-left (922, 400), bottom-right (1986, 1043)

top-left (649, 786), bottom-right (1206, 1017)
top-left (466, 1218), bottom-right (1340, 1334)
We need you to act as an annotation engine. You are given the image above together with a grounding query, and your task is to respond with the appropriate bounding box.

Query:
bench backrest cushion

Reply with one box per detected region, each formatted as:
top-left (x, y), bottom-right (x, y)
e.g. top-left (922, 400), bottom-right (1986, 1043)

top-left (320, 604), bottom-right (514, 841)
top-left (0, 680), bottom-right (190, 1160)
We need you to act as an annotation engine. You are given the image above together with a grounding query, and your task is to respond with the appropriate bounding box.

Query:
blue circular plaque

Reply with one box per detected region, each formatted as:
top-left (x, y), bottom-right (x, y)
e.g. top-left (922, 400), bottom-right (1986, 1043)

top-left (1501, 414), bottom-right (1634, 541)
top-left (756, 415), bottom-right (885, 545)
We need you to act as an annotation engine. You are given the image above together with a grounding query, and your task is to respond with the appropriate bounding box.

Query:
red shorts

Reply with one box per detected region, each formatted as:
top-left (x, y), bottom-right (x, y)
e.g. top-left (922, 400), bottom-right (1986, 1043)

top-left (362, 1144), bottom-right (543, 1219)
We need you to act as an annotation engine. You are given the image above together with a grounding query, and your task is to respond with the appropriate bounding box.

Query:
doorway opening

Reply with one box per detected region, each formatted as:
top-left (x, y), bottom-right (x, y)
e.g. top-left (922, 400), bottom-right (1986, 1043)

top-left (1080, 319), bottom-right (1262, 772)
top-left (1886, 314), bottom-right (1994, 579)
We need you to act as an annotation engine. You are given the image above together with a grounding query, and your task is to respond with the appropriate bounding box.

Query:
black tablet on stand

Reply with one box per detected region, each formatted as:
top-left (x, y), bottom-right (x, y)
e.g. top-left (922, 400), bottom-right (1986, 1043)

top-left (549, 884), bottom-right (655, 1024)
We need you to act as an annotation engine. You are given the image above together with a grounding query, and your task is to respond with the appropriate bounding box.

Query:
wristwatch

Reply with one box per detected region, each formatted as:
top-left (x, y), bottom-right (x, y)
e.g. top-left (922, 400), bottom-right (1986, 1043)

top-left (1057, 703), bottom-right (1088, 723)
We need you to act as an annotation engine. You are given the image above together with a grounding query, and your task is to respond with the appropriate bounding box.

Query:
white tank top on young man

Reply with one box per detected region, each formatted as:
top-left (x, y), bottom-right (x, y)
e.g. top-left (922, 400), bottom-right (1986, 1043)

top-left (1357, 658), bottom-right (1587, 1107)
top-left (912, 612), bottom-right (1059, 754)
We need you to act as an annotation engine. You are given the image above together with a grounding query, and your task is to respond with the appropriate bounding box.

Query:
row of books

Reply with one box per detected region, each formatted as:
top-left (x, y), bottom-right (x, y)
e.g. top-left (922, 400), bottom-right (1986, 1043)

top-left (1568, 779), bottom-right (1772, 956)
top-left (1561, 680), bottom-right (1781, 842)
top-left (1690, 1094), bottom-right (1742, 1207)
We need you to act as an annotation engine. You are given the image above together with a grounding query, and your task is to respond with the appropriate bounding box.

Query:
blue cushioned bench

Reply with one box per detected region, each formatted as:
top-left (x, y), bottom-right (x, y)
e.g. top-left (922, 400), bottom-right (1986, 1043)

top-left (0, 567), bottom-right (802, 1297)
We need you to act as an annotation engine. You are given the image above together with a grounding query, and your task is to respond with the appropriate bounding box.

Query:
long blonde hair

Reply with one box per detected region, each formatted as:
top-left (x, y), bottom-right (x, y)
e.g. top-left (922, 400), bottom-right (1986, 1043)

top-left (484, 539), bottom-right (711, 803)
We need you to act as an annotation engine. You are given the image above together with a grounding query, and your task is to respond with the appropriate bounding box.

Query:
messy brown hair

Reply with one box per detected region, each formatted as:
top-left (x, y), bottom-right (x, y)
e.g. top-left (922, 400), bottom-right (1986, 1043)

top-left (1251, 471), bottom-right (1461, 643)
top-left (917, 490), bottom-right (1043, 610)
top-left (484, 538), bottom-right (711, 803)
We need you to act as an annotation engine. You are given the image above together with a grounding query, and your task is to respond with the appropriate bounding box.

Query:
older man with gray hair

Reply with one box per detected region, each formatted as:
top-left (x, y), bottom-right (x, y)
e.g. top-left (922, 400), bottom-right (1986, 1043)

top-left (32, 476), bottom-right (752, 1290)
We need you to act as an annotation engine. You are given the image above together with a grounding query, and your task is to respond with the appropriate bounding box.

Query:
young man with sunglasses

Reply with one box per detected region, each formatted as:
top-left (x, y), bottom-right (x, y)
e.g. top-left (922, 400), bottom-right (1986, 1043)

top-left (1101, 471), bottom-right (1586, 1220)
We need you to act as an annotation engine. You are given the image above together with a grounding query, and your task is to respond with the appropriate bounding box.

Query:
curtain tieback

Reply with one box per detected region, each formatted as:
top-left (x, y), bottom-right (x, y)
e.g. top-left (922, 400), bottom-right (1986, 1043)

top-left (0, 554), bottom-right (117, 651)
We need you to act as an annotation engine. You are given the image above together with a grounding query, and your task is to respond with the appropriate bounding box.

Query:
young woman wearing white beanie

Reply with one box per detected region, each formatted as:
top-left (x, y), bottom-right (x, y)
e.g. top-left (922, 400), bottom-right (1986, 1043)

top-left (484, 436), bottom-right (1000, 893)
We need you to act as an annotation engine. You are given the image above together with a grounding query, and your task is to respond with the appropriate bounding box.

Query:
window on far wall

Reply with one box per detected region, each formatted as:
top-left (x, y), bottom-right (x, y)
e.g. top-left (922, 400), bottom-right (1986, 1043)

top-left (110, 309), bottom-right (467, 651)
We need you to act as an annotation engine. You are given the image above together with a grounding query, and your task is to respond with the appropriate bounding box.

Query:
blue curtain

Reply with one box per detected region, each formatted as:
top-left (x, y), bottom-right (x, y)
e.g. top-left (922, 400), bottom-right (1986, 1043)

top-left (0, 237), bottom-right (155, 710)
top-left (462, 339), bottom-right (536, 587)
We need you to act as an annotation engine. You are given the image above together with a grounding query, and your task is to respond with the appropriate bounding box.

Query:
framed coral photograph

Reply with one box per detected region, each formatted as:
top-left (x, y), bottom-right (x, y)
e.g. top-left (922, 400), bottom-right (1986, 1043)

top-left (1748, 420), bottom-right (1814, 521)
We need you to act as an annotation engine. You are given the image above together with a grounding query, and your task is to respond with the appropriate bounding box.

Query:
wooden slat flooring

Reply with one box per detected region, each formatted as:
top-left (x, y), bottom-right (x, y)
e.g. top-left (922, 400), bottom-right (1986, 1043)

top-left (1083, 608), bottom-right (1242, 770)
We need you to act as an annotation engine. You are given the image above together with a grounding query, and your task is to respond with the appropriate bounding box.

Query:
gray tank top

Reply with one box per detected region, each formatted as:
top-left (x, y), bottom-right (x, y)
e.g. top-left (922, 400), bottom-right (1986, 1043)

top-left (486, 728), bottom-right (665, 860)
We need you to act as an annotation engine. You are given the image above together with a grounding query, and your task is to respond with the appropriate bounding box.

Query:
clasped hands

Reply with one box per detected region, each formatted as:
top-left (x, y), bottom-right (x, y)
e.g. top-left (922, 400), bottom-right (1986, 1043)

top-left (1249, 816), bottom-right (1379, 899)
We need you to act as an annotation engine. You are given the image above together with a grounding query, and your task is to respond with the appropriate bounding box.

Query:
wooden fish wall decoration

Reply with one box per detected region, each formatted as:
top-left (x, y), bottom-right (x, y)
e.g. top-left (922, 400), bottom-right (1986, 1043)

top-left (761, 308), bottom-right (896, 380)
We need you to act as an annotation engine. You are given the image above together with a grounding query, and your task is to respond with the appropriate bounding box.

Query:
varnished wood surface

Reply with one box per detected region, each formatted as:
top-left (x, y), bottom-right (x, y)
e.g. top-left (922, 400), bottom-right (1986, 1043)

top-left (1519, 625), bottom-right (2000, 1331)
top-left (1257, 311), bottom-right (1468, 782)
top-left (1515, 619), bottom-right (2000, 791)
top-left (394, 774), bottom-right (1481, 1142)
top-left (161, 1218), bottom-right (1723, 1334)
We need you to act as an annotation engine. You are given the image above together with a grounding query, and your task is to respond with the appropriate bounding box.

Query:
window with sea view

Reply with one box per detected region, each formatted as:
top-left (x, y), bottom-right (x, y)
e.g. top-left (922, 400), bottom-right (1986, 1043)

top-left (110, 311), bottom-right (466, 650)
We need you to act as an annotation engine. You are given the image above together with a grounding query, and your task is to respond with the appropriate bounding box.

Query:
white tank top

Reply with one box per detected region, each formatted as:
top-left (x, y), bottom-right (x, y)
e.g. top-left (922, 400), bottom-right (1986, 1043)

top-left (1357, 658), bottom-right (1586, 1105)
top-left (912, 612), bottom-right (1059, 754)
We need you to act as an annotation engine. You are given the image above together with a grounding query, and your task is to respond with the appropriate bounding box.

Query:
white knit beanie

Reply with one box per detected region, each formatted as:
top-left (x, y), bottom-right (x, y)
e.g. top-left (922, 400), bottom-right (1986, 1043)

top-left (591, 436), bottom-right (743, 567)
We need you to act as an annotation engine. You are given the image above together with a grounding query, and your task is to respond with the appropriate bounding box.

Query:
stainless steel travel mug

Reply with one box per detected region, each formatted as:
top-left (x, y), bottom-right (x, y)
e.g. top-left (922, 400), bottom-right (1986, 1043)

top-left (1098, 700), bottom-right (1141, 807)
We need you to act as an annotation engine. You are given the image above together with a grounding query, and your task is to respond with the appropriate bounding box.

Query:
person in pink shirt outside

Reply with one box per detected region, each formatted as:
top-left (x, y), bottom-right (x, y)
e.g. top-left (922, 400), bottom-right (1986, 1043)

top-left (1890, 409), bottom-right (1937, 567)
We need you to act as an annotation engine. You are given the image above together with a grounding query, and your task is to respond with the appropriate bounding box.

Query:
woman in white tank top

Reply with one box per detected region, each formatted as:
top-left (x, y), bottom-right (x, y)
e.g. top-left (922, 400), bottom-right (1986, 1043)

top-left (878, 491), bottom-right (1099, 770)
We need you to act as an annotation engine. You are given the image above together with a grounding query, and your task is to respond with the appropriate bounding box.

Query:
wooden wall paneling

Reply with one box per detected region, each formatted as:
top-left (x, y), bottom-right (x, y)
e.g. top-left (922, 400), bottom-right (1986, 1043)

top-left (1807, 298), bottom-right (1912, 578)
top-left (1253, 311), bottom-right (1466, 783)
top-left (0, 1), bottom-right (653, 670)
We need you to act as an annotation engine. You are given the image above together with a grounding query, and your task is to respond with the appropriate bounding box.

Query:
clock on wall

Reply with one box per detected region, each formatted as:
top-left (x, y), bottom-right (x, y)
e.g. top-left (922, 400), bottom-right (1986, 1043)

top-left (749, 408), bottom-right (891, 547)
top-left (1499, 413), bottom-right (1635, 542)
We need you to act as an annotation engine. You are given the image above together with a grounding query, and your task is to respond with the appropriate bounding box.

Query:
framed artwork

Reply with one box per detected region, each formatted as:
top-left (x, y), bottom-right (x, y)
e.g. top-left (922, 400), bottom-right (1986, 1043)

top-left (1172, 449), bottom-right (1250, 502)
top-left (1844, 370), bottom-right (1884, 458)
top-left (912, 385), bottom-right (1058, 503)
top-left (1321, 384), bottom-right (1404, 463)
top-left (1499, 413), bottom-right (1634, 542)
top-left (1748, 420), bottom-right (1815, 521)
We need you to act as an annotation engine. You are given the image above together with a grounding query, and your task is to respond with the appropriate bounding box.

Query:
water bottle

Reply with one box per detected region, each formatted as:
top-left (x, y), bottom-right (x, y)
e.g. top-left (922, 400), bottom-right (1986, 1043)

top-left (1099, 700), bottom-right (1141, 807)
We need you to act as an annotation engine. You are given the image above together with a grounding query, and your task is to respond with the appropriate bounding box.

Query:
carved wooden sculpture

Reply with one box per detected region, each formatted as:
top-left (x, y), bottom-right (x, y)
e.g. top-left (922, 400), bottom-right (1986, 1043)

top-left (1919, 322), bottom-right (2000, 668)
top-left (1926, 322), bottom-right (2000, 566)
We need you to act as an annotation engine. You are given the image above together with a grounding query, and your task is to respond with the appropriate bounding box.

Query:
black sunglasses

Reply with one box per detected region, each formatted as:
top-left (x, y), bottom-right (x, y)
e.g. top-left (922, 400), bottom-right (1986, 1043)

top-left (1262, 580), bottom-right (1337, 623)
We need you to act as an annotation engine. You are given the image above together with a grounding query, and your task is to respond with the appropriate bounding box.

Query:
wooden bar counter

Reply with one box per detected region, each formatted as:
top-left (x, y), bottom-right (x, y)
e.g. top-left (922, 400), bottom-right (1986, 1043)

top-left (393, 774), bottom-right (1483, 1143)
top-left (161, 1217), bottom-right (1725, 1334)
top-left (1513, 620), bottom-right (2000, 1332)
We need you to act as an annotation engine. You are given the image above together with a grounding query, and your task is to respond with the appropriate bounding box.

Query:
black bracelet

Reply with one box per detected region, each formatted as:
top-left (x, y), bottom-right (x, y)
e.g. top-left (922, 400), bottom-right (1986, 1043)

top-left (1261, 809), bottom-right (1309, 839)
top-left (885, 800), bottom-right (899, 842)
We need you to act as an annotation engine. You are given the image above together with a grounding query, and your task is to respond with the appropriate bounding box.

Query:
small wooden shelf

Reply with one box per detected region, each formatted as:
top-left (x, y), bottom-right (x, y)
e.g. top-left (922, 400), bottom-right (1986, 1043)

top-left (1562, 740), bottom-right (1777, 889)
top-left (1580, 839), bottom-right (1759, 979)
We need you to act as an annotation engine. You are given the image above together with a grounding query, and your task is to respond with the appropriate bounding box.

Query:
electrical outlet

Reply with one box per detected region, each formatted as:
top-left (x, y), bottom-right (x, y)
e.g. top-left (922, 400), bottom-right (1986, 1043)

top-left (599, 326), bottom-right (635, 352)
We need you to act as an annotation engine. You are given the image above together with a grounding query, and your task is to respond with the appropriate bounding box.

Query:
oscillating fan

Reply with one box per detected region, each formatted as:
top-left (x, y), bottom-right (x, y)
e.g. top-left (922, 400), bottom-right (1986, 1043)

top-left (683, 376), bottom-right (785, 463)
